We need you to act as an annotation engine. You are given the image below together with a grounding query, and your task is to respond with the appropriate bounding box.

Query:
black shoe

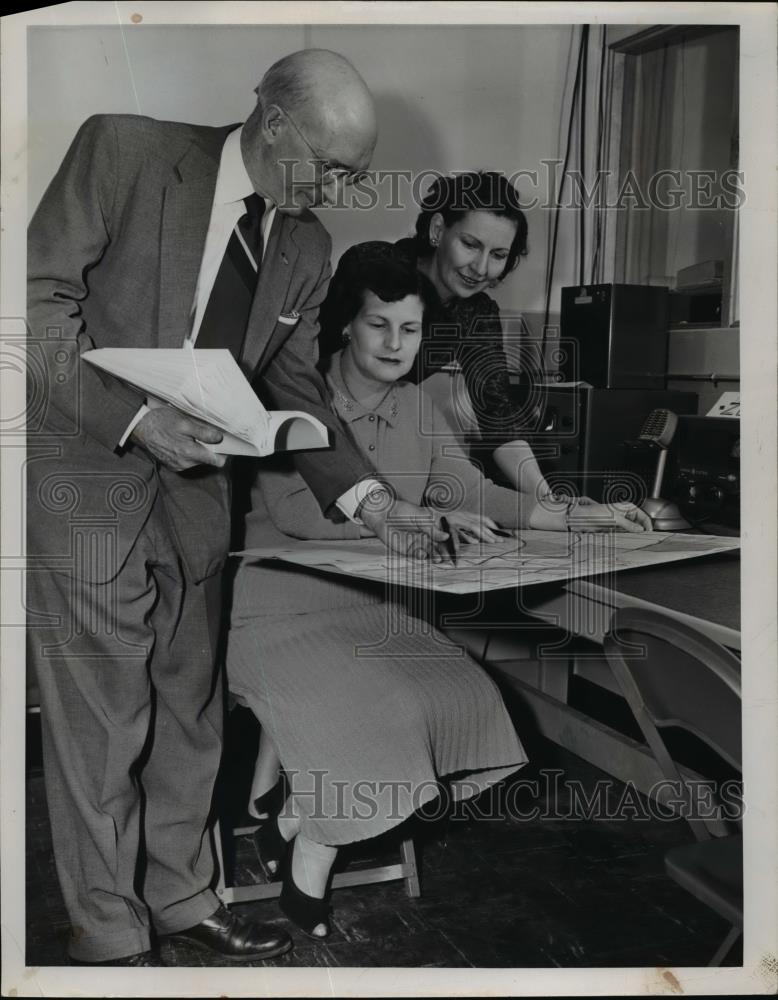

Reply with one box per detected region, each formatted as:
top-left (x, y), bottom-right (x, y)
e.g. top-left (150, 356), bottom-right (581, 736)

top-left (167, 903), bottom-right (291, 962)
top-left (279, 869), bottom-right (331, 940)
top-left (71, 950), bottom-right (162, 966)
top-left (252, 813), bottom-right (291, 881)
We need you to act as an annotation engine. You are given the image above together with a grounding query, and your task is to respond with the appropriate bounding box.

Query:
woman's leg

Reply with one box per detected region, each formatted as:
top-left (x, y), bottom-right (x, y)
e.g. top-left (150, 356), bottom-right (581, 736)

top-left (254, 794), bottom-right (300, 879)
top-left (258, 792), bottom-right (337, 938)
top-left (276, 799), bottom-right (300, 847)
top-left (248, 729), bottom-right (282, 819)
top-left (286, 835), bottom-right (338, 938)
top-left (291, 836), bottom-right (337, 899)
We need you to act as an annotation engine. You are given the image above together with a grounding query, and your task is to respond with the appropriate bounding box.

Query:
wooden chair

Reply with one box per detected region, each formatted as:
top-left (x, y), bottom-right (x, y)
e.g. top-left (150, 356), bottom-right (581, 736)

top-left (214, 811), bottom-right (421, 907)
top-left (602, 607), bottom-right (743, 966)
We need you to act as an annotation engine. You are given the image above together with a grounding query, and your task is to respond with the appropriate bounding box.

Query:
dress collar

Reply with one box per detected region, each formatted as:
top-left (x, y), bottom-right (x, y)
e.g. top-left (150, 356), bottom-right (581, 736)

top-left (325, 351), bottom-right (400, 427)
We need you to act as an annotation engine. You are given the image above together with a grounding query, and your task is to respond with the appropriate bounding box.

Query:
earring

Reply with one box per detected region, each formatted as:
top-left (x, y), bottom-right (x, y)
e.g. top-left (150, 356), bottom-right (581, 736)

top-left (430, 237), bottom-right (439, 247)
top-left (342, 331), bottom-right (351, 344)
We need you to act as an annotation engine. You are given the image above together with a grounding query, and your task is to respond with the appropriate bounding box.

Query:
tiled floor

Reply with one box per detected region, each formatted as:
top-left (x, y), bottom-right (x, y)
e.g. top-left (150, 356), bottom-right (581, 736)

top-left (25, 712), bottom-right (741, 969)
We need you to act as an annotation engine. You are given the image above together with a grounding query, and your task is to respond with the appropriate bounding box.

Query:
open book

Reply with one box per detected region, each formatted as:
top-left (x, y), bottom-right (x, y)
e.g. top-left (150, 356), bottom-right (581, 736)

top-left (83, 346), bottom-right (329, 457)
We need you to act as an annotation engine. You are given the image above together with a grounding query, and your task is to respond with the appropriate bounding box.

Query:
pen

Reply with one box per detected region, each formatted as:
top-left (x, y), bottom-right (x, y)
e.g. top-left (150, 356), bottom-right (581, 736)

top-left (439, 516), bottom-right (459, 566)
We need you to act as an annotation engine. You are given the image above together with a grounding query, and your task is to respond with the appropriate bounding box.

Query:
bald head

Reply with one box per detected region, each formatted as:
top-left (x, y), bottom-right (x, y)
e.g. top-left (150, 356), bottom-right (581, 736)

top-left (258, 49), bottom-right (377, 161)
top-left (243, 49), bottom-right (377, 213)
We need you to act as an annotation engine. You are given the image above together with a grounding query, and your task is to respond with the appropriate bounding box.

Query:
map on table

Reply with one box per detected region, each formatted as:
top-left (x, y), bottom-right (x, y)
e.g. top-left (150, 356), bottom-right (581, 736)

top-left (235, 530), bottom-right (740, 595)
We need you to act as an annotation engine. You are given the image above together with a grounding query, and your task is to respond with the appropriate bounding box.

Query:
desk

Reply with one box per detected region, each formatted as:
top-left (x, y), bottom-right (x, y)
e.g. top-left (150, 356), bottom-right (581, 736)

top-left (446, 551), bottom-right (740, 826)
top-left (526, 550), bottom-right (740, 651)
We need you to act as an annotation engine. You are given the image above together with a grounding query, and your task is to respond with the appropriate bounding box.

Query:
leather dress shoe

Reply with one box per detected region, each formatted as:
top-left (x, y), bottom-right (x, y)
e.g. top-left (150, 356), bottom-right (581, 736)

top-left (167, 903), bottom-right (292, 962)
top-left (71, 950), bottom-right (162, 966)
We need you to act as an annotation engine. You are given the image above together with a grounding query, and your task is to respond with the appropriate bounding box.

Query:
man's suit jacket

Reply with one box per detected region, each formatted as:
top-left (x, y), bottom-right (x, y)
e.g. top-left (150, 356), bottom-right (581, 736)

top-left (27, 114), bottom-right (371, 584)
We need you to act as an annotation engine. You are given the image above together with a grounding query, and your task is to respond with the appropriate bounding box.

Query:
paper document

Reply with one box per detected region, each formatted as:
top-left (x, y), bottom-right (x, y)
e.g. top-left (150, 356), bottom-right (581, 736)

top-left (83, 347), bottom-right (329, 457)
top-left (234, 530), bottom-right (740, 595)
top-left (707, 392), bottom-right (740, 418)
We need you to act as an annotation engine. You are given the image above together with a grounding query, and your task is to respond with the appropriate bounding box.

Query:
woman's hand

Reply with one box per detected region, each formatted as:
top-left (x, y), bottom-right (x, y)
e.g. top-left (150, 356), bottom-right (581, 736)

top-left (573, 497), bottom-right (652, 533)
top-left (359, 493), bottom-right (452, 562)
top-left (440, 511), bottom-right (505, 544)
top-left (529, 495), bottom-right (652, 533)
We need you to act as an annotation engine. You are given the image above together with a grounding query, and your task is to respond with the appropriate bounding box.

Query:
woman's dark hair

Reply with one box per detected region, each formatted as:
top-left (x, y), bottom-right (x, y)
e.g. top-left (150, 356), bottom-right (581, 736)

top-left (318, 241), bottom-right (438, 360)
top-left (414, 171), bottom-right (528, 281)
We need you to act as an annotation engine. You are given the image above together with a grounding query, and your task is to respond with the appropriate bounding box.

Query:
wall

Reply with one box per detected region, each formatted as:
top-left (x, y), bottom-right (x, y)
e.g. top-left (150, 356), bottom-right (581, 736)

top-left (28, 22), bottom-right (590, 333)
top-left (614, 27), bottom-right (741, 407)
top-left (29, 22), bottom-right (737, 405)
top-left (622, 28), bottom-right (739, 287)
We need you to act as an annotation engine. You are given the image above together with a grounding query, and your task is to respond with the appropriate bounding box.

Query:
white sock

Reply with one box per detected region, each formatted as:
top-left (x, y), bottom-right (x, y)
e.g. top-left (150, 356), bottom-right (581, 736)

top-left (291, 834), bottom-right (337, 900)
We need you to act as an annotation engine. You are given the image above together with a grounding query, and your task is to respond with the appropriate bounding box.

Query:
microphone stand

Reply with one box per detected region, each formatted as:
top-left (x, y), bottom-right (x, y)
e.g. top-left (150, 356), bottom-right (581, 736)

top-left (641, 444), bottom-right (691, 531)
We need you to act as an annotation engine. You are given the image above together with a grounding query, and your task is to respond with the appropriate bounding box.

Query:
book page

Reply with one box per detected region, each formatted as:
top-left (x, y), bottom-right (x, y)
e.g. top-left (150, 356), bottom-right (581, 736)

top-left (83, 347), bottom-right (327, 455)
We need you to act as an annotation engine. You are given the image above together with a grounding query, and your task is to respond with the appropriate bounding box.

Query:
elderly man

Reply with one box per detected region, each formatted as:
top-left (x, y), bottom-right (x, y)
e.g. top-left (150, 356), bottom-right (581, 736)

top-left (27, 48), bottom-right (443, 967)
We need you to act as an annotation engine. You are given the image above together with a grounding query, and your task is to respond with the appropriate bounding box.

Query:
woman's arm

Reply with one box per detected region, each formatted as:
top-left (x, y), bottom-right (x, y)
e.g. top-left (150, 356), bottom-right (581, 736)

top-left (423, 396), bottom-right (649, 533)
top-left (492, 439), bottom-right (552, 496)
top-left (423, 394), bottom-right (537, 529)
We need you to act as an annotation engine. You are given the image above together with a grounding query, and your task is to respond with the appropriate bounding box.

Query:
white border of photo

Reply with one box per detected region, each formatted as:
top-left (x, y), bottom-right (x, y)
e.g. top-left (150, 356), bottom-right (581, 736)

top-left (2, 3), bottom-right (775, 997)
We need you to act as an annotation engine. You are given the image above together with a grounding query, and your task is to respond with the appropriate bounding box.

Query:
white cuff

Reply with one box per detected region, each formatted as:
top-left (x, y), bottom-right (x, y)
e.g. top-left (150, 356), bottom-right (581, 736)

top-left (335, 478), bottom-right (386, 524)
top-left (119, 403), bottom-right (150, 448)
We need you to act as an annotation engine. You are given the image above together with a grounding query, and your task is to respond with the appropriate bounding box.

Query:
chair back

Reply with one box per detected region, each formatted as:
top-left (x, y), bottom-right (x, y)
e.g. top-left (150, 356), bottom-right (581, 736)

top-left (603, 607), bottom-right (741, 840)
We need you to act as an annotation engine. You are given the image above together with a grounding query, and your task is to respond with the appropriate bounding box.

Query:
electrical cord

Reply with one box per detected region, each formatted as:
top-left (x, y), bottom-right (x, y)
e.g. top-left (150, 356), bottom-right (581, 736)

top-left (591, 25), bottom-right (608, 284)
top-left (543, 25), bottom-right (587, 338)
top-left (578, 24), bottom-right (589, 288)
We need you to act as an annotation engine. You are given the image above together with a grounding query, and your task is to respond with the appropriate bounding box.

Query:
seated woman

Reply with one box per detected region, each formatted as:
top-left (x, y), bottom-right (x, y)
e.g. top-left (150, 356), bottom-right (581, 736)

top-left (318, 170), bottom-right (557, 494)
top-left (226, 248), bottom-right (649, 940)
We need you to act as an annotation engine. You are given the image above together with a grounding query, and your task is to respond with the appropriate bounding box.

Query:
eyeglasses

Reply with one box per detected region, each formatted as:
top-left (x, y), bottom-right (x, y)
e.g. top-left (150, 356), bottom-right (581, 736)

top-left (279, 107), bottom-right (367, 185)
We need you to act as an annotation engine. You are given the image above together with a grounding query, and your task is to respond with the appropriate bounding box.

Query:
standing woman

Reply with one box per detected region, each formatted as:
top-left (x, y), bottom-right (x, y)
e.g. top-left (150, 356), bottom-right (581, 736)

top-left (320, 171), bottom-right (548, 494)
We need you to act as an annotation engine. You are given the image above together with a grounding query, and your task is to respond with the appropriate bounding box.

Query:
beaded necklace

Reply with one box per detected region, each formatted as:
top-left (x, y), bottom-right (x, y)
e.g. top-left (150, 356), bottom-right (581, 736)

top-left (334, 355), bottom-right (399, 420)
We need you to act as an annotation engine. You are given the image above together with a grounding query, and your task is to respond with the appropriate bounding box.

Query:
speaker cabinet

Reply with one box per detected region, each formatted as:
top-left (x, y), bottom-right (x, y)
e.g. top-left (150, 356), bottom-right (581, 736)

top-left (513, 385), bottom-right (698, 502)
top-left (560, 284), bottom-right (669, 388)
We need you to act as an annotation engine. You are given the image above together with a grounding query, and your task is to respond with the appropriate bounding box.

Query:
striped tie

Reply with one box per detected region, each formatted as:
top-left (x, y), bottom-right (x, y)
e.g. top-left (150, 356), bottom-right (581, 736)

top-left (196, 194), bottom-right (265, 373)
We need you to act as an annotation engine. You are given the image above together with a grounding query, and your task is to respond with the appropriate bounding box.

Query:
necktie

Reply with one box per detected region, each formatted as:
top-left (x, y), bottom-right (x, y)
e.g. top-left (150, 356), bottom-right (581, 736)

top-left (196, 194), bottom-right (265, 372)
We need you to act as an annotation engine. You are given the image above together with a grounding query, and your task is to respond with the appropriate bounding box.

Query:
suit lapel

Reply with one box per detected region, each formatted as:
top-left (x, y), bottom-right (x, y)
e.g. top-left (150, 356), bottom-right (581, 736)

top-left (157, 128), bottom-right (304, 370)
top-left (158, 131), bottom-right (230, 347)
top-left (241, 212), bottom-right (300, 376)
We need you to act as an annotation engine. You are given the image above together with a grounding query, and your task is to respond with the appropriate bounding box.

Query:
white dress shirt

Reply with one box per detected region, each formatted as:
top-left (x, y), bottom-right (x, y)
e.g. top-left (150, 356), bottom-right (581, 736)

top-left (189, 126), bottom-right (276, 338)
top-left (119, 125), bottom-right (377, 522)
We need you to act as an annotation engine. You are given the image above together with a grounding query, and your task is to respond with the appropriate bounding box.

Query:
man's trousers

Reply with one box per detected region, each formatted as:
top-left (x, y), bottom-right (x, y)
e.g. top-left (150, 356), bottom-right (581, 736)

top-left (27, 496), bottom-right (226, 962)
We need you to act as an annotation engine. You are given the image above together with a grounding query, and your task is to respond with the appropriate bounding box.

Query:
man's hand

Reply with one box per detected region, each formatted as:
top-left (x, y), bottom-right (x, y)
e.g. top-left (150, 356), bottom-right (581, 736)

top-left (129, 407), bottom-right (226, 471)
top-left (358, 492), bottom-right (451, 562)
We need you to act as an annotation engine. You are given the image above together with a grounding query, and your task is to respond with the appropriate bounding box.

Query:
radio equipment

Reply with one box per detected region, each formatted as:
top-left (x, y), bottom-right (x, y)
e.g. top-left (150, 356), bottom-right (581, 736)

top-left (671, 416), bottom-right (740, 528)
top-left (560, 283), bottom-right (669, 388)
top-left (511, 384), bottom-right (697, 503)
